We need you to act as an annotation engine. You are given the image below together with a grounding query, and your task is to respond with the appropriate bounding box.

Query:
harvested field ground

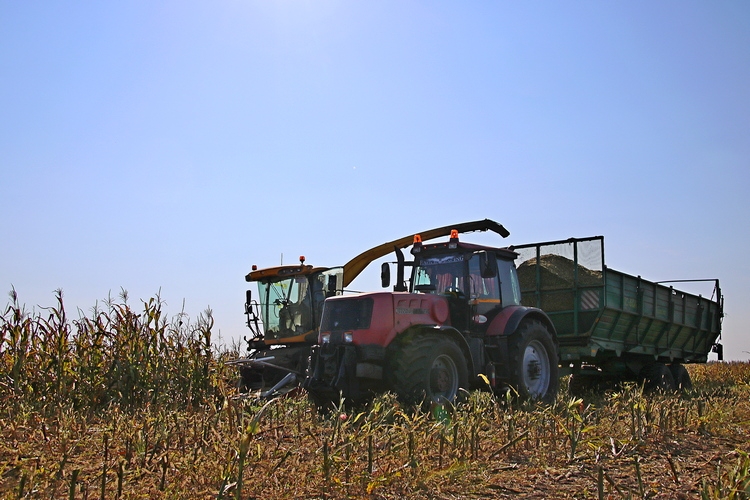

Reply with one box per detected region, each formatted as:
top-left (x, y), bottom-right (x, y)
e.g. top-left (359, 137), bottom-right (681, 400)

top-left (1, 363), bottom-right (749, 499)
top-left (1, 293), bottom-right (748, 498)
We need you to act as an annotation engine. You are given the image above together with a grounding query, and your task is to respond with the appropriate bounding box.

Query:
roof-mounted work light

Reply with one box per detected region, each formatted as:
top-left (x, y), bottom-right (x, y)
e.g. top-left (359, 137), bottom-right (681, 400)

top-left (448, 229), bottom-right (459, 249)
top-left (412, 234), bottom-right (423, 253)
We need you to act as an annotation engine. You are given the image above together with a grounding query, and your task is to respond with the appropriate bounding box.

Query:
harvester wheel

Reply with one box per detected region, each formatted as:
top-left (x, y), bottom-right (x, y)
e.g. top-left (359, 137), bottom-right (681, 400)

top-left (669, 363), bottom-right (693, 392)
top-left (640, 362), bottom-right (676, 393)
top-left (508, 320), bottom-right (559, 404)
top-left (389, 333), bottom-right (468, 408)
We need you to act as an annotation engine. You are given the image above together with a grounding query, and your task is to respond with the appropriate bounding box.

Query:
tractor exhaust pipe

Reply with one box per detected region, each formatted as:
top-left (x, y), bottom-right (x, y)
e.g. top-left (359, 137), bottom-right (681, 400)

top-left (394, 246), bottom-right (407, 292)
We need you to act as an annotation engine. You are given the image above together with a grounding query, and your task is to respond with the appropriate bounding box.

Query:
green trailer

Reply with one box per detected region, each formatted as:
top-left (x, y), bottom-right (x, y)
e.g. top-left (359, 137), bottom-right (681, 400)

top-left (511, 236), bottom-right (723, 393)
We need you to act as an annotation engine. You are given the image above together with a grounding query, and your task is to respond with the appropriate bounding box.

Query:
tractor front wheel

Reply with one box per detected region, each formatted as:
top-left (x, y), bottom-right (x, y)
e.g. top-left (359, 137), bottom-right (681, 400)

top-left (390, 333), bottom-right (469, 408)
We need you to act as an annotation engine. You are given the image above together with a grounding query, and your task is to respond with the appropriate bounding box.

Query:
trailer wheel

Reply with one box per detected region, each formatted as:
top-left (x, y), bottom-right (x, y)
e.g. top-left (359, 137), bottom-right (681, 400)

top-left (508, 320), bottom-right (559, 403)
top-left (390, 333), bottom-right (468, 408)
top-left (669, 364), bottom-right (693, 392)
top-left (640, 362), bottom-right (676, 393)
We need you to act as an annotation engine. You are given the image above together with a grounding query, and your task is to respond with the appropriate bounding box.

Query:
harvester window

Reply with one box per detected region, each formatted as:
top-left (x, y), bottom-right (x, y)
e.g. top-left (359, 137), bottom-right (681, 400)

top-left (259, 276), bottom-right (313, 339)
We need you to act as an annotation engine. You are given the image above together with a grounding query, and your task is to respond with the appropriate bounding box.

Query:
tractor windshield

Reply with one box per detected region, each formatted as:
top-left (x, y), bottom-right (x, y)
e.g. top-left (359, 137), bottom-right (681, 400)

top-left (412, 254), bottom-right (468, 295)
top-left (258, 275), bottom-right (313, 340)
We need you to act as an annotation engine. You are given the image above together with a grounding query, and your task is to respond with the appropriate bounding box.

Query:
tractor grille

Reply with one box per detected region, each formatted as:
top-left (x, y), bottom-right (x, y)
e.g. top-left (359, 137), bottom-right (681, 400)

top-left (320, 297), bottom-right (374, 332)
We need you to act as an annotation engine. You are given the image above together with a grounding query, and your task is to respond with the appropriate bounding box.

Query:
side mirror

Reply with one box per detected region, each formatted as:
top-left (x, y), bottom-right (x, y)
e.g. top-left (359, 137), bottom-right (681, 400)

top-left (479, 251), bottom-right (497, 278)
top-left (381, 262), bottom-right (390, 288)
top-left (245, 289), bottom-right (253, 315)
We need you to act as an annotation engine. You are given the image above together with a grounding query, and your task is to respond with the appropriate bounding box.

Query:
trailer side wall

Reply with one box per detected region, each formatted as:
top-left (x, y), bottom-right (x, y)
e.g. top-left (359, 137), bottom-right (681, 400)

top-left (512, 237), bottom-right (721, 369)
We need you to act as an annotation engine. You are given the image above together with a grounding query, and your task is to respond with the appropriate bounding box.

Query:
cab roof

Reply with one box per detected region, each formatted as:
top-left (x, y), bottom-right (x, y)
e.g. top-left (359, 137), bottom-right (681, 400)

top-left (245, 265), bottom-right (331, 282)
top-left (415, 241), bottom-right (518, 260)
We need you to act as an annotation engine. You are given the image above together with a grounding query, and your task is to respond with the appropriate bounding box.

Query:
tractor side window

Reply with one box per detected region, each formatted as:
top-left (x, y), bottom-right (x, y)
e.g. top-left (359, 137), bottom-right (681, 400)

top-left (498, 259), bottom-right (521, 306)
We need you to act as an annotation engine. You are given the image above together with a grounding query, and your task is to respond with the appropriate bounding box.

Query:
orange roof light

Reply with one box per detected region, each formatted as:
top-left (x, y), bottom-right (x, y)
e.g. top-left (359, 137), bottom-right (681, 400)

top-left (252, 264), bottom-right (258, 271)
top-left (412, 233), bottom-right (423, 254)
top-left (299, 256), bottom-right (305, 264)
top-left (448, 229), bottom-right (459, 248)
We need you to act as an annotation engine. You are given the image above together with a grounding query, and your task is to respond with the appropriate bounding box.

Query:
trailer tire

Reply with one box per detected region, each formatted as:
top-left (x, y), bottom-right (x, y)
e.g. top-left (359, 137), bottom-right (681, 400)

top-left (640, 362), bottom-right (676, 393)
top-left (669, 364), bottom-right (692, 392)
top-left (508, 320), bottom-right (559, 404)
top-left (389, 334), bottom-right (468, 408)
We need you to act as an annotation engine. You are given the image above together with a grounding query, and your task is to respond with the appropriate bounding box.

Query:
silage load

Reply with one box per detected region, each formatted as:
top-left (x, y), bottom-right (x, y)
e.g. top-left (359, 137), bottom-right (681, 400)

top-left (517, 254), bottom-right (602, 312)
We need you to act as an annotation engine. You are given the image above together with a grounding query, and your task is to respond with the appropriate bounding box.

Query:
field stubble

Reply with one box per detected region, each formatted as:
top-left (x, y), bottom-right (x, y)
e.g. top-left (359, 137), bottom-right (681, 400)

top-left (1, 291), bottom-right (749, 499)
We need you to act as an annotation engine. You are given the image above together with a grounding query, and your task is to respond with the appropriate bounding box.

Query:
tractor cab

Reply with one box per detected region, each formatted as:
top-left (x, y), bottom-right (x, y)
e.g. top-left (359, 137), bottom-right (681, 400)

top-left (408, 231), bottom-right (523, 334)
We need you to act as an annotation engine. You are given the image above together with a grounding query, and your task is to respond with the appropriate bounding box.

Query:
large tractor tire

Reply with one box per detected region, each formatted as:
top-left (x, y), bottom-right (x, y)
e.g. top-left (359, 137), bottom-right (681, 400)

top-left (639, 362), bottom-right (676, 393)
top-left (507, 320), bottom-right (559, 404)
top-left (389, 333), bottom-right (469, 408)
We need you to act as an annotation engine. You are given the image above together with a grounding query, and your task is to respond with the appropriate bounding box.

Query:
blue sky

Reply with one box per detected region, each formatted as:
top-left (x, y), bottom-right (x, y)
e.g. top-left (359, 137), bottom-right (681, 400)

top-left (1, 2), bottom-right (748, 359)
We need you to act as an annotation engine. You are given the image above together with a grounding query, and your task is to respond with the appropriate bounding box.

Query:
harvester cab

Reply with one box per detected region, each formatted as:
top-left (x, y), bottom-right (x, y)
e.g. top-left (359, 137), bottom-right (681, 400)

top-left (244, 258), bottom-right (342, 349)
top-left (233, 258), bottom-right (343, 398)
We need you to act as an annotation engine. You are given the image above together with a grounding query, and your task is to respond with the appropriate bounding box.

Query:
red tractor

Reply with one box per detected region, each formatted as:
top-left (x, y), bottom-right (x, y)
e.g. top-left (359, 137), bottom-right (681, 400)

top-left (304, 228), bottom-right (560, 408)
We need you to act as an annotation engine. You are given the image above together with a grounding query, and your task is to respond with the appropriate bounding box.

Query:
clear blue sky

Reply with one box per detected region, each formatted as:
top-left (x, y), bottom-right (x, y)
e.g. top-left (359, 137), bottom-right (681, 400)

top-left (1, 2), bottom-right (748, 359)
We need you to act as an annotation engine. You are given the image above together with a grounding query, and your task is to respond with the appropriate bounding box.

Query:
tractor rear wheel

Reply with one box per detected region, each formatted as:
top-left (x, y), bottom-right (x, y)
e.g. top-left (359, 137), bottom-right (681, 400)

top-left (508, 320), bottom-right (559, 404)
top-left (389, 333), bottom-right (469, 408)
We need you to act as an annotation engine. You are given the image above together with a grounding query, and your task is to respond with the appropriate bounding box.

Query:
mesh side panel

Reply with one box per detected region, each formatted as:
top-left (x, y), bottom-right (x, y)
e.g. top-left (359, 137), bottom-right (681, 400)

top-left (515, 238), bottom-right (604, 294)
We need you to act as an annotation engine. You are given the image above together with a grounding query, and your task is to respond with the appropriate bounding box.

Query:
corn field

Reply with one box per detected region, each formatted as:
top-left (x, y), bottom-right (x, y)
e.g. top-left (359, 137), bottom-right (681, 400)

top-left (1, 291), bottom-right (749, 499)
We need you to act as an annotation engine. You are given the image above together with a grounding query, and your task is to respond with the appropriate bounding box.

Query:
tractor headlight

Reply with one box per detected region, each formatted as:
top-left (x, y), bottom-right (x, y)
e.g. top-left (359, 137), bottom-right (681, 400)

top-left (321, 333), bottom-right (331, 344)
top-left (344, 332), bottom-right (353, 343)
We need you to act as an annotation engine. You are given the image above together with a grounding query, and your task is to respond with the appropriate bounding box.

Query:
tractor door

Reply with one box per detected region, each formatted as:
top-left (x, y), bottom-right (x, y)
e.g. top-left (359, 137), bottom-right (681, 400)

top-left (466, 252), bottom-right (502, 335)
top-left (412, 253), bottom-right (472, 331)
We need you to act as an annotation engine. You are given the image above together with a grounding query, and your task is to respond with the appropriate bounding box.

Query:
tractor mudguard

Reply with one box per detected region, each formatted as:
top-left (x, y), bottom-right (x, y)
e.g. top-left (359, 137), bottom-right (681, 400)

top-left (486, 305), bottom-right (557, 339)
